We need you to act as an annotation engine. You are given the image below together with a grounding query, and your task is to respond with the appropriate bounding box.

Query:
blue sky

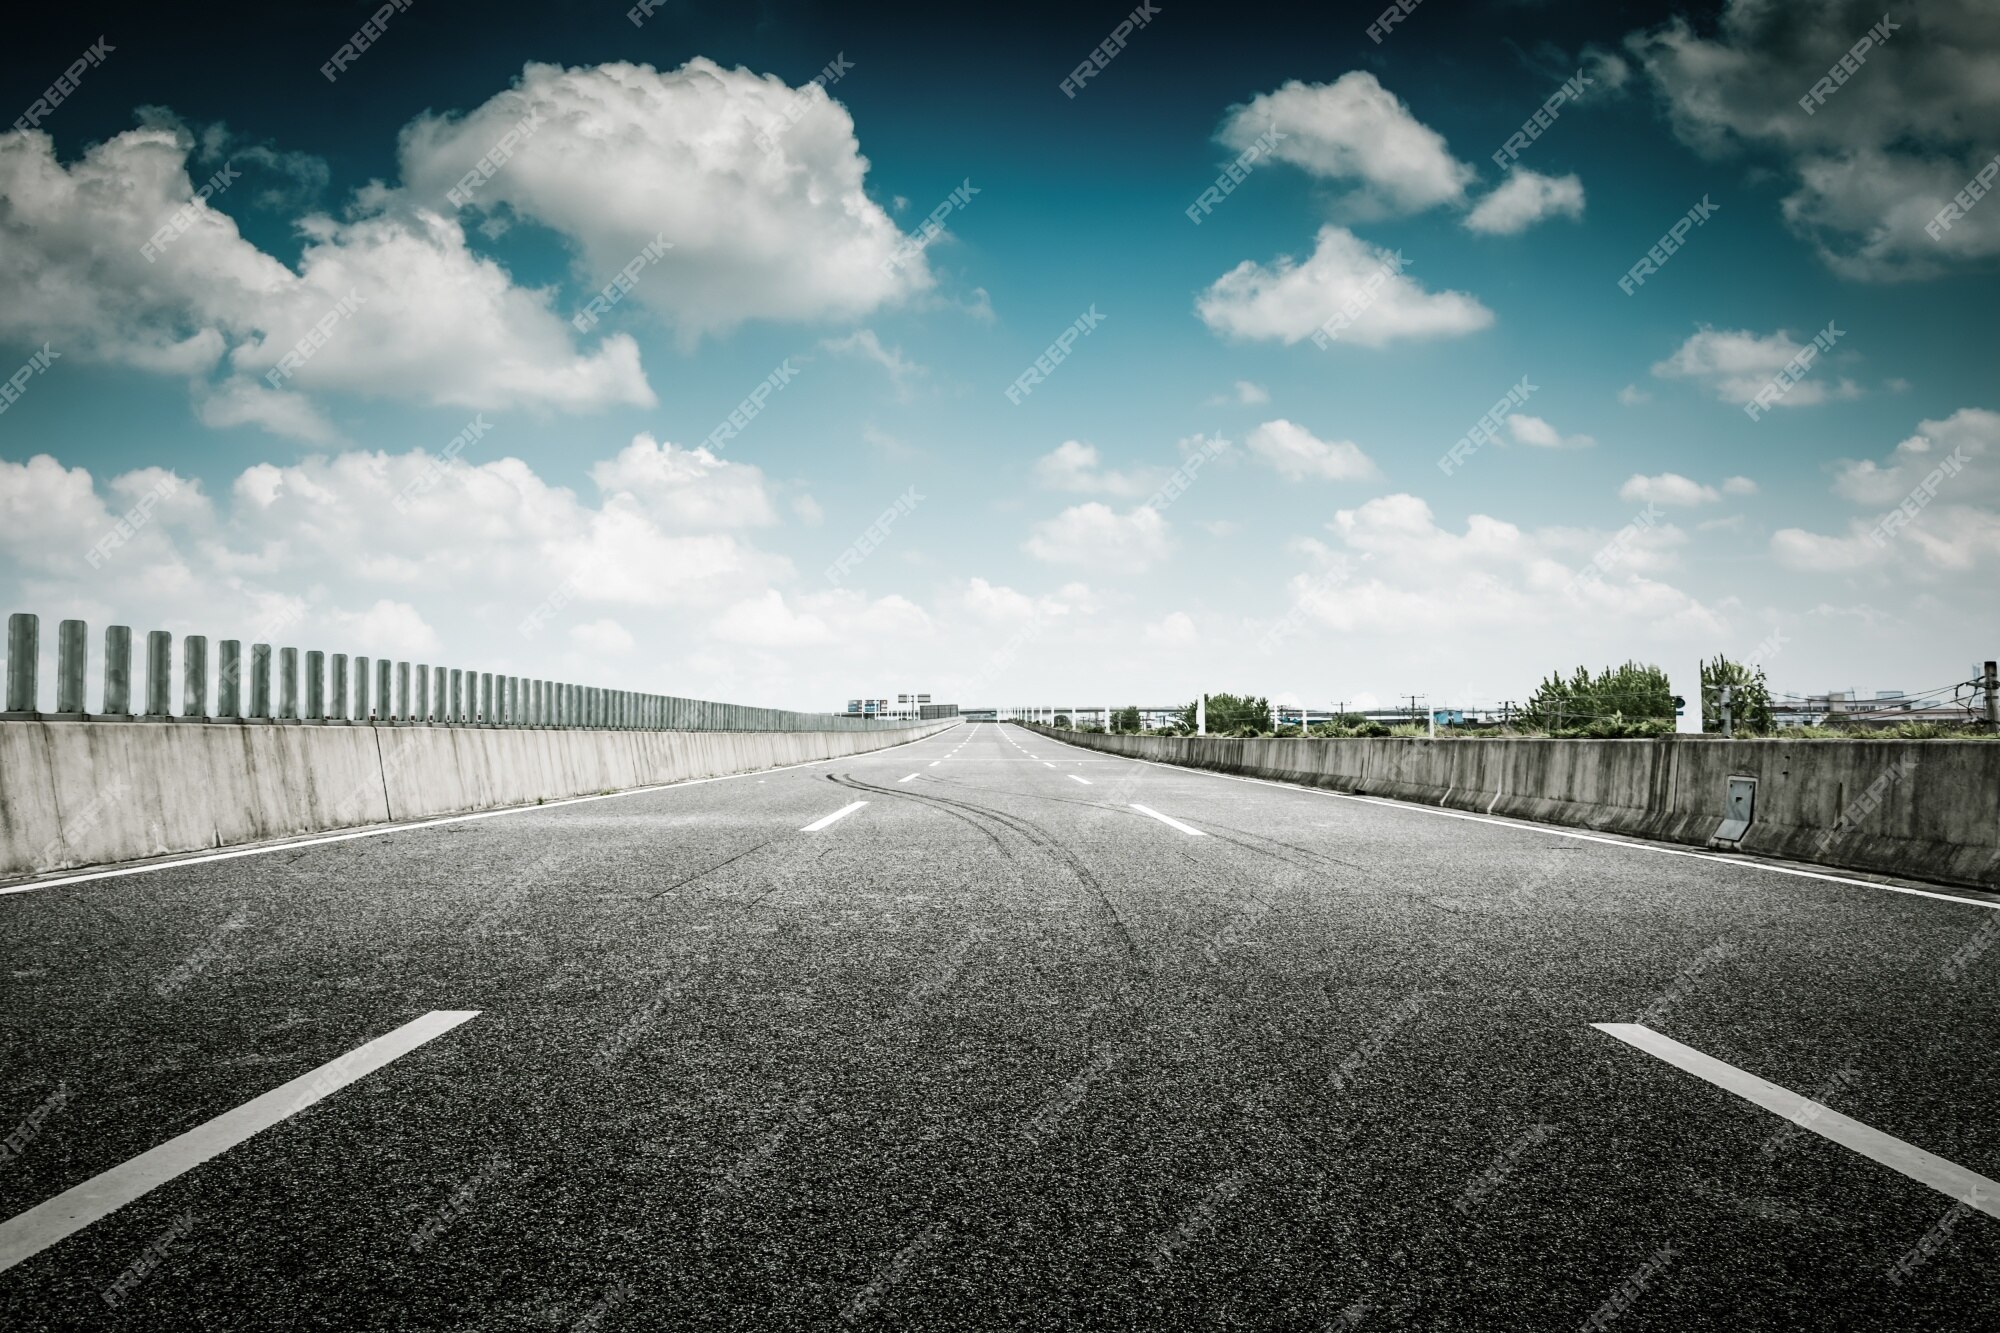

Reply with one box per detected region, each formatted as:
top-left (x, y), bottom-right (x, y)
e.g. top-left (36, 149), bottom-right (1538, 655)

top-left (1, 0), bottom-right (1995, 713)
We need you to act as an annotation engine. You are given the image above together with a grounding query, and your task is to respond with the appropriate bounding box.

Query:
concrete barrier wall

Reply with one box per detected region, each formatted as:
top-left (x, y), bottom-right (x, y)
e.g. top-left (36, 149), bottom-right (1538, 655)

top-left (0, 719), bottom-right (954, 878)
top-left (1024, 727), bottom-right (2000, 891)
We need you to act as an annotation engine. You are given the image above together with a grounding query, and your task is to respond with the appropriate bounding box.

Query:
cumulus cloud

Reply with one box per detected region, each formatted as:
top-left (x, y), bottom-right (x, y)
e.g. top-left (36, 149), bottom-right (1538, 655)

top-left (589, 435), bottom-right (777, 529)
top-left (1463, 169), bottom-right (1586, 235)
top-left (1652, 327), bottom-right (1860, 408)
top-left (1771, 408), bottom-right (2000, 575)
top-left (1145, 612), bottom-right (1198, 646)
top-left (1216, 72), bottom-right (1476, 217)
top-left (1197, 224), bottom-right (1493, 346)
top-left (1025, 503), bottom-right (1171, 574)
top-left (1245, 420), bottom-right (1379, 481)
top-left (1617, 384), bottom-right (1652, 406)
top-left (398, 58), bottom-right (926, 337)
top-left (0, 126), bottom-right (654, 437)
top-left (1031, 442), bottom-right (1160, 497)
top-left (1292, 494), bottom-right (1718, 636)
top-left (1620, 473), bottom-right (1722, 506)
top-left (1627, 0), bottom-right (2000, 278)
top-left (1506, 415), bottom-right (1595, 449)
top-left (1723, 476), bottom-right (1759, 496)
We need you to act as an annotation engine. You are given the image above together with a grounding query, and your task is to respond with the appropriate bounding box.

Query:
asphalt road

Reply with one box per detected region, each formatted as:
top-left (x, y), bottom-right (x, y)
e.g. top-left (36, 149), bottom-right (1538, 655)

top-left (2, 721), bottom-right (1998, 1330)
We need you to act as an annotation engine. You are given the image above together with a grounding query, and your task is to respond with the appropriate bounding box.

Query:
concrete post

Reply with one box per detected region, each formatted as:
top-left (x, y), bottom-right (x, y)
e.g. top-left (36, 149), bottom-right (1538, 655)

top-left (415, 663), bottom-right (429, 724)
top-left (396, 661), bottom-right (411, 722)
top-left (480, 672), bottom-right (493, 726)
top-left (355, 656), bottom-right (370, 722)
top-left (249, 643), bottom-right (272, 720)
top-left (5, 612), bottom-right (38, 716)
top-left (432, 666), bottom-right (446, 723)
top-left (329, 653), bottom-right (347, 722)
top-left (184, 636), bottom-right (209, 718)
top-left (1986, 661), bottom-right (1999, 736)
top-left (533, 679), bottom-right (544, 726)
top-left (450, 669), bottom-right (462, 724)
top-left (145, 630), bottom-right (173, 719)
top-left (375, 659), bottom-right (391, 722)
top-left (218, 641), bottom-right (242, 718)
top-left (307, 651), bottom-right (325, 721)
top-left (56, 619), bottom-right (86, 716)
top-left (104, 625), bottom-right (133, 717)
top-left (279, 647), bottom-right (299, 720)
top-left (511, 676), bottom-right (522, 727)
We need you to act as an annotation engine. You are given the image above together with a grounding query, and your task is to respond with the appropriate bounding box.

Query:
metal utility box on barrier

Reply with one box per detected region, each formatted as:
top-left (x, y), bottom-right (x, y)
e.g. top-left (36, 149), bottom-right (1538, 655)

top-left (1711, 775), bottom-right (1756, 847)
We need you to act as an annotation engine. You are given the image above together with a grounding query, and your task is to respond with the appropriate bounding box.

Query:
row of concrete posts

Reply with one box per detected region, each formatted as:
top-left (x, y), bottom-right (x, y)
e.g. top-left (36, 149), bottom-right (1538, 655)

top-left (1, 613), bottom-right (890, 731)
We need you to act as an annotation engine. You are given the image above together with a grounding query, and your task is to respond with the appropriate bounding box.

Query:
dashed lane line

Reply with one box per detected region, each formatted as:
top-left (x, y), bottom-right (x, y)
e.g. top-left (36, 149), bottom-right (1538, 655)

top-left (0, 1010), bottom-right (482, 1275)
top-left (1129, 804), bottom-right (1205, 837)
top-left (801, 801), bottom-right (868, 832)
top-left (1593, 1023), bottom-right (2000, 1219)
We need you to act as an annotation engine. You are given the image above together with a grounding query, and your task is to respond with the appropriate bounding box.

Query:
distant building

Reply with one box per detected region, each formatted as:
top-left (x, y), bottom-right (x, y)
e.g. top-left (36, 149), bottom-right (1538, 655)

top-left (844, 691), bottom-right (933, 719)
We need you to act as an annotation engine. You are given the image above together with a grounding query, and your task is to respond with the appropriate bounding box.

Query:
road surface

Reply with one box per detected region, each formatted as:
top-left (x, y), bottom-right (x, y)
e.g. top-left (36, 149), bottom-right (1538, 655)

top-left (2, 722), bottom-right (1996, 1329)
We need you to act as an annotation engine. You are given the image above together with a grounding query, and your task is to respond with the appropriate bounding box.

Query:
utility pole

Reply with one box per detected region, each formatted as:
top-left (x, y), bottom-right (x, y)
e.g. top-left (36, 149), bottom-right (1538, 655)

top-left (1720, 683), bottom-right (1734, 738)
top-left (1984, 660), bottom-right (1998, 735)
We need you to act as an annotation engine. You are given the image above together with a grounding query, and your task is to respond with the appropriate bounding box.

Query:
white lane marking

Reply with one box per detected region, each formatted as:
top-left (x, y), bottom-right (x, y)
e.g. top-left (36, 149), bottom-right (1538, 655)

top-left (898, 774), bottom-right (919, 783)
top-left (1129, 804), bottom-right (1205, 836)
top-left (1026, 732), bottom-right (2000, 912)
top-left (0, 1010), bottom-right (480, 1275)
top-left (1069, 775), bottom-right (1092, 786)
top-left (801, 801), bottom-right (868, 832)
top-left (1, 728), bottom-right (949, 899)
top-left (1043, 762), bottom-right (1056, 769)
top-left (1593, 1023), bottom-right (2000, 1218)
top-left (929, 761), bottom-right (941, 767)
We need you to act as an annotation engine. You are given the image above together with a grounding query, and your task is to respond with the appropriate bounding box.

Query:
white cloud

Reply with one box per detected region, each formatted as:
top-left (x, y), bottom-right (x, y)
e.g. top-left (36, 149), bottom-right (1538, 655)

top-left (1208, 379), bottom-right (1271, 406)
top-left (1297, 494), bottom-right (1719, 637)
top-left (398, 59), bottom-right (926, 337)
top-left (0, 125), bottom-right (653, 436)
top-left (1723, 476), bottom-right (1759, 496)
top-left (589, 435), bottom-right (777, 529)
top-left (1144, 612), bottom-right (1198, 646)
top-left (1245, 419), bottom-right (1379, 481)
top-left (1617, 384), bottom-right (1652, 406)
top-left (1025, 503), bottom-right (1171, 574)
top-left (1772, 408), bottom-right (2000, 575)
top-left (1196, 224), bottom-right (1493, 347)
top-left (1216, 73), bottom-right (1475, 217)
top-left (1651, 326), bottom-right (1860, 407)
top-left (711, 590), bottom-right (833, 647)
top-left (820, 329), bottom-right (922, 399)
top-left (1627, 0), bottom-right (2000, 278)
top-left (1031, 441), bottom-right (1159, 497)
top-left (570, 617), bottom-right (636, 656)
top-left (1199, 519), bottom-right (1239, 538)
top-left (1506, 414), bottom-right (1595, 450)
top-left (1463, 169), bottom-right (1586, 235)
top-left (1620, 473), bottom-right (1723, 506)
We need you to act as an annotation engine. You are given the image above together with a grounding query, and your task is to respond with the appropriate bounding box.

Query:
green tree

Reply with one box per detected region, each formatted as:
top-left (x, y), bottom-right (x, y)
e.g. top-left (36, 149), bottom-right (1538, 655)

top-left (1186, 692), bottom-right (1271, 733)
top-left (1052, 714), bottom-right (1072, 729)
top-left (1113, 705), bottom-right (1143, 733)
top-left (1522, 662), bottom-right (1674, 731)
top-left (1702, 655), bottom-right (1776, 734)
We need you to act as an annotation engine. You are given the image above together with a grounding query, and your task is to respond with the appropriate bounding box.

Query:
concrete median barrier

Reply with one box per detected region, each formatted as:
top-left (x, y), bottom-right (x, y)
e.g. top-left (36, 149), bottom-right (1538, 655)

top-left (0, 718), bottom-right (954, 879)
top-left (1024, 727), bottom-right (2000, 891)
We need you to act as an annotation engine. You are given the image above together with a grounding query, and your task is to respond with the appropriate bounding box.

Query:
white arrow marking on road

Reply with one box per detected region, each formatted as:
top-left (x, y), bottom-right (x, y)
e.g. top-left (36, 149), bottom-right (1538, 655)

top-left (801, 801), bottom-right (868, 832)
top-left (1129, 804), bottom-right (1205, 836)
top-left (1592, 1023), bottom-right (2000, 1218)
top-left (1069, 775), bottom-right (1092, 785)
top-left (0, 1010), bottom-right (482, 1275)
